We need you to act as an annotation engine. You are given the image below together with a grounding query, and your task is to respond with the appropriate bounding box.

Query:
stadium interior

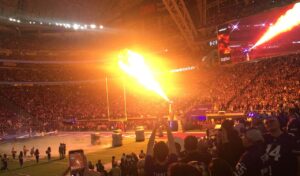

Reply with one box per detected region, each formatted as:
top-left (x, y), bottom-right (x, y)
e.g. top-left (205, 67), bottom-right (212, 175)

top-left (0, 0), bottom-right (299, 176)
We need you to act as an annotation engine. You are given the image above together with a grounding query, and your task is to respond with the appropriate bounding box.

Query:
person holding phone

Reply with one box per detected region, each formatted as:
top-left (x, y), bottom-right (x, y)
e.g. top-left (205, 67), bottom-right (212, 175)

top-left (144, 121), bottom-right (178, 176)
top-left (65, 149), bottom-right (101, 176)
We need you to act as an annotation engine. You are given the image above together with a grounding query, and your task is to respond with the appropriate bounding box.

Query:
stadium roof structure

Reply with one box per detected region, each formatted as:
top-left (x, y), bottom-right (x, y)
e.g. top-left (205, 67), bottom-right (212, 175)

top-left (0, 0), bottom-right (296, 60)
top-left (0, 0), bottom-right (192, 61)
top-left (0, 0), bottom-right (144, 33)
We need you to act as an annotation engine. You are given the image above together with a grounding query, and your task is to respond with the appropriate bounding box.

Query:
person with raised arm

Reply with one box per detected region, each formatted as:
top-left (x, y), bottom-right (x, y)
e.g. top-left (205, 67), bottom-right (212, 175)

top-left (145, 121), bottom-right (178, 176)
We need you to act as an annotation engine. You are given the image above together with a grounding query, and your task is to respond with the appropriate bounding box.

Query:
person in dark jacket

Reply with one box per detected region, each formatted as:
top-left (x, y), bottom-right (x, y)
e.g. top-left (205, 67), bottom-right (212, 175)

top-left (145, 123), bottom-right (178, 176)
top-left (287, 112), bottom-right (300, 148)
top-left (11, 147), bottom-right (17, 159)
top-left (46, 147), bottom-right (51, 161)
top-left (209, 158), bottom-right (234, 176)
top-left (18, 151), bottom-right (24, 168)
top-left (264, 117), bottom-right (298, 176)
top-left (34, 149), bottom-right (40, 163)
top-left (168, 162), bottom-right (202, 176)
top-left (1, 154), bottom-right (8, 170)
top-left (181, 135), bottom-right (212, 166)
top-left (234, 128), bottom-right (271, 176)
top-left (96, 159), bottom-right (105, 174)
top-left (23, 145), bottom-right (28, 157)
top-left (30, 146), bottom-right (35, 157)
top-left (217, 120), bottom-right (244, 168)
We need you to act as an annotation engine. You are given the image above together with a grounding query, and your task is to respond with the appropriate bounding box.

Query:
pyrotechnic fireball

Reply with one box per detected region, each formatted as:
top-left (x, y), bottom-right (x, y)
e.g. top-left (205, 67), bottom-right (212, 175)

top-left (118, 50), bottom-right (170, 102)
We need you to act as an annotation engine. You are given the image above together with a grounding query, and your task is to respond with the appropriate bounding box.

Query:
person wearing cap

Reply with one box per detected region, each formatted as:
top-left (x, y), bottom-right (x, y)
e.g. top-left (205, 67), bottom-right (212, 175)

top-left (264, 117), bottom-right (297, 176)
top-left (234, 128), bottom-right (271, 176)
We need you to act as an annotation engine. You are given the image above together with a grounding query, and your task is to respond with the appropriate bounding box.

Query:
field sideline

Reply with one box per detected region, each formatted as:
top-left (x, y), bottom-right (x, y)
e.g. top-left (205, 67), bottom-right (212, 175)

top-left (0, 131), bottom-right (206, 176)
top-left (0, 132), bottom-right (148, 176)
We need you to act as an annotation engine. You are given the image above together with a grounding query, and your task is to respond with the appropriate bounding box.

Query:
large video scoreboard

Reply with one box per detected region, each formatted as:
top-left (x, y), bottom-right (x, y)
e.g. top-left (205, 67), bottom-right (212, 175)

top-left (217, 24), bottom-right (231, 64)
top-left (218, 2), bottom-right (300, 63)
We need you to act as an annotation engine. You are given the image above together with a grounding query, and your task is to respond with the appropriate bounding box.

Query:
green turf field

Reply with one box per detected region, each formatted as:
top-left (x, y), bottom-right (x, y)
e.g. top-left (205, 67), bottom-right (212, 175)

top-left (0, 136), bottom-right (148, 176)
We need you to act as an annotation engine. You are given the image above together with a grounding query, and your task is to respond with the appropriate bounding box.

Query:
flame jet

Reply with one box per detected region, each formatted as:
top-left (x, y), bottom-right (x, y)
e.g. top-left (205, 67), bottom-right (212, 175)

top-left (118, 50), bottom-right (170, 102)
top-left (251, 2), bottom-right (300, 49)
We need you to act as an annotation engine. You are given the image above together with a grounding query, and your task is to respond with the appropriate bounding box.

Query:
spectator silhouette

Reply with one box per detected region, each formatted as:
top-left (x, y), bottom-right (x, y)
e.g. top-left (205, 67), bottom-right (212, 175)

top-left (217, 120), bottom-right (244, 167)
top-left (145, 123), bottom-right (177, 176)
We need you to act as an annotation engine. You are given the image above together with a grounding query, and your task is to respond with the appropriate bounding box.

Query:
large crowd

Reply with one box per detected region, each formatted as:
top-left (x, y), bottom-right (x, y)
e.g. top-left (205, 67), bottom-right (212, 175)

top-left (0, 66), bottom-right (100, 82)
top-left (1, 113), bottom-right (299, 176)
top-left (0, 51), bottom-right (298, 176)
top-left (0, 0), bottom-right (299, 175)
top-left (0, 53), bottom-right (299, 135)
top-left (209, 54), bottom-right (300, 113)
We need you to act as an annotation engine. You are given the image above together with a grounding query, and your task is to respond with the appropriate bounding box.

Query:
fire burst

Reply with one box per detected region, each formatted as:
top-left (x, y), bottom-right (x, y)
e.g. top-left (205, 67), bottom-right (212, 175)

top-left (251, 2), bottom-right (300, 49)
top-left (118, 50), bottom-right (170, 102)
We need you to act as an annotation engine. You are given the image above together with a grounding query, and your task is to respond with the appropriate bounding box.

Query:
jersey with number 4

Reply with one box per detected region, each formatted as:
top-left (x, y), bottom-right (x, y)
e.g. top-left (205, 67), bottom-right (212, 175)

top-left (234, 144), bottom-right (271, 176)
top-left (263, 133), bottom-right (297, 176)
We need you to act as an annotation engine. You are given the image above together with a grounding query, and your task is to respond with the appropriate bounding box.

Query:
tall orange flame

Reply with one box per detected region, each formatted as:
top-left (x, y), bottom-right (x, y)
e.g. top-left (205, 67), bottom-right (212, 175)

top-left (251, 2), bottom-right (300, 49)
top-left (118, 50), bottom-right (170, 102)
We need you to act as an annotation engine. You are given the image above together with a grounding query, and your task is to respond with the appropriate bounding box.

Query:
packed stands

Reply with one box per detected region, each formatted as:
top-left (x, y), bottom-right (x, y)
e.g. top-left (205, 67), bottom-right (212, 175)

top-left (0, 53), bottom-right (298, 135)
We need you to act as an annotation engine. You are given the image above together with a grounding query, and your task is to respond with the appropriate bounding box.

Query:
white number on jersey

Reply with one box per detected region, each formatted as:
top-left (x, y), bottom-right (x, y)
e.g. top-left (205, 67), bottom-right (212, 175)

top-left (266, 144), bottom-right (281, 161)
